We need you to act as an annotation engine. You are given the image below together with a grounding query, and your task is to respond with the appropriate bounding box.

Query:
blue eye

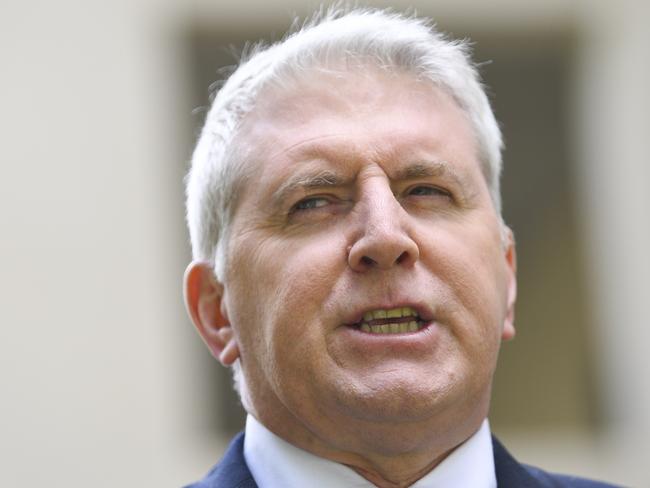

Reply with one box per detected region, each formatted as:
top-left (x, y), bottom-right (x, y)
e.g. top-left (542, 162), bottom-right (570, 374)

top-left (408, 185), bottom-right (450, 197)
top-left (292, 197), bottom-right (330, 212)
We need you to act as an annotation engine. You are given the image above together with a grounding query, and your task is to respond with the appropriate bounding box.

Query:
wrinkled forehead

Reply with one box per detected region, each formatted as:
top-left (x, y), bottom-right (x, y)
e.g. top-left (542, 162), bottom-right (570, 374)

top-left (235, 65), bottom-right (471, 158)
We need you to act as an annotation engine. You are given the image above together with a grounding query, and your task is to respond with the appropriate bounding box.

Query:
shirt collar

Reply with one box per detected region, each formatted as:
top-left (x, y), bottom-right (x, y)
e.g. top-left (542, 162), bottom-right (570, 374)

top-left (243, 415), bottom-right (496, 488)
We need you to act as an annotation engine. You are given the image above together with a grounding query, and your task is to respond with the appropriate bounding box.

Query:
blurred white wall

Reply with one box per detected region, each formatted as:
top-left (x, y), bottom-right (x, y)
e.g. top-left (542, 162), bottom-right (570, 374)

top-left (1, 0), bottom-right (647, 486)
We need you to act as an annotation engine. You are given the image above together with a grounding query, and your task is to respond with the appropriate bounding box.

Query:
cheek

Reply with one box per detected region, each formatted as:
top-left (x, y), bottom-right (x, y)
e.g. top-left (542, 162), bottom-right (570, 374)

top-left (229, 231), bottom-right (347, 355)
top-left (426, 223), bottom-right (508, 341)
top-left (264, 230), bottom-right (347, 293)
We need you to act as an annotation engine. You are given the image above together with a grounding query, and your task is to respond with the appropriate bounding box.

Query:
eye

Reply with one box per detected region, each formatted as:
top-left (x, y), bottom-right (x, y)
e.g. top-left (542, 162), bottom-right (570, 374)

top-left (291, 196), bottom-right (330, 212)
top-left (407, 185), bottom-right (451, 198)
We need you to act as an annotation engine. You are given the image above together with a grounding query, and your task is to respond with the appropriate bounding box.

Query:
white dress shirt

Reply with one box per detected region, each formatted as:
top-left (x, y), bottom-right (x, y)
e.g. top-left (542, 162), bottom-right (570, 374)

top-left (243, 415), bottom-right (496, 487)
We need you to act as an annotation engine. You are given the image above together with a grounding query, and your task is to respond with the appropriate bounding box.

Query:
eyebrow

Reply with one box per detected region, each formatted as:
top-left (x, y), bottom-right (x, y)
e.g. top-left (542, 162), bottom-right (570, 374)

top-left (271, 170), bottom-right (350, 208)
top-left (394, 161), bottom-right (448, 180)
top-left (394, 160), bottom-right (469, 188)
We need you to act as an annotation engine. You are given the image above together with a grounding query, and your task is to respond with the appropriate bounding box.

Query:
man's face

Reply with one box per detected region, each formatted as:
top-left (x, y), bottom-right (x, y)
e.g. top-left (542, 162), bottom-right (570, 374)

top-left (220, 70), bottom-right (516, 455)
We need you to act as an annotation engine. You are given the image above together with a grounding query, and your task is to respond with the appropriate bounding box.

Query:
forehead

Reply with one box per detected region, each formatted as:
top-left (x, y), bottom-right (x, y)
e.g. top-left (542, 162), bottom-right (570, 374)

top-left (248, 68), bottom-right (466, 134)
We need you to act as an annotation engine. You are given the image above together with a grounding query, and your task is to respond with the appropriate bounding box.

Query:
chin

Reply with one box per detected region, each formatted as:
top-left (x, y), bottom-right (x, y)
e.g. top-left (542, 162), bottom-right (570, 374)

top-left (323, 382), bottom-right (490, 458)
top-left (329, 374), bottom-right (459, 423)
top-left (328, 361), bottom-right (493, 427)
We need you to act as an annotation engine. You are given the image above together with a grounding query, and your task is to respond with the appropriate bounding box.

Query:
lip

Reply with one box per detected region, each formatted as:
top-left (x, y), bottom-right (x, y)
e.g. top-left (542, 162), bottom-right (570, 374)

top-left (336, 319), bottom-right (442, 356)
top-left (342, 301), bottom-right (435, 326)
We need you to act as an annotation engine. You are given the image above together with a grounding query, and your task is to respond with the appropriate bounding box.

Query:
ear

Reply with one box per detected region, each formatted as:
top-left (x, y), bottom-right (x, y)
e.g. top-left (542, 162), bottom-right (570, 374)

top-left (501, 226), bottom-right (517, 341)
top-left (183, 261), bottom-right (239, 366)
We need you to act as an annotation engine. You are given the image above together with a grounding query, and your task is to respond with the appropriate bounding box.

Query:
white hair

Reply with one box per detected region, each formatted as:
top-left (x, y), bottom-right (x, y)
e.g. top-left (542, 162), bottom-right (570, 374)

top-left (185, 7), bottom-right (504, 404)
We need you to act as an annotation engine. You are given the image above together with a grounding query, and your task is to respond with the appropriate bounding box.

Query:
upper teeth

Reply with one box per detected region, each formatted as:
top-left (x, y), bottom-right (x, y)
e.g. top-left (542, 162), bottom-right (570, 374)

top-left (363, 307), bottom-right (418, 322)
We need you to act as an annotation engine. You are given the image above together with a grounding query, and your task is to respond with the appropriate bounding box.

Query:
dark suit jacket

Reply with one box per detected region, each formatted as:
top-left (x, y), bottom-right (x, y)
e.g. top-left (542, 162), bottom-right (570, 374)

top-left (185, 432), bottom-right (621, 488)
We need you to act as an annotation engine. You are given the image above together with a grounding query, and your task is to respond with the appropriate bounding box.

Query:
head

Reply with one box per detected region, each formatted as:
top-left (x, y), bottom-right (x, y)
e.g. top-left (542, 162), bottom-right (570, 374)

top-left (184, 6), bottom-right (516, 475)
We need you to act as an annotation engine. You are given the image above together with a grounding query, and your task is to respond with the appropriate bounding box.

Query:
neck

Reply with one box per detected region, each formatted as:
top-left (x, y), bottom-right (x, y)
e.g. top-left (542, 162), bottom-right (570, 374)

top-left (346, 448), bottom-right (453, 488)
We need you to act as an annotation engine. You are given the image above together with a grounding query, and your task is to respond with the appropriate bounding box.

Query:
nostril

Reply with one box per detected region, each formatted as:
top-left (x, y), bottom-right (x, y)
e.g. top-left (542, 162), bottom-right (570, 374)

top-left (348, 231), bottom-right (419, 271)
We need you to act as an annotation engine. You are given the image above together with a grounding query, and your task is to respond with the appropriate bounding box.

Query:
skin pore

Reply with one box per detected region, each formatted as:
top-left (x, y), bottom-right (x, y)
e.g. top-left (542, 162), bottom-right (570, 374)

top-left (185, 68), bottom-right (516, 487)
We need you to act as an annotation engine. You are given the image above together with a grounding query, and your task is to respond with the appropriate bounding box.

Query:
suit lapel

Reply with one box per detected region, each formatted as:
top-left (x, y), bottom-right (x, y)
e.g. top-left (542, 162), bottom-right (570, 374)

top-left (201, 432), bottom-right (258, 488)
top-left (492, 436), bottom-right (545, 487)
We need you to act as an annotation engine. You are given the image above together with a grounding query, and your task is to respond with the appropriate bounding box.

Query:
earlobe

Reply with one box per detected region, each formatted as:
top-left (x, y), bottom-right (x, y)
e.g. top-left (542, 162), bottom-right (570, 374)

top-left (183, 261), bottom-right (240, 366)
top-left (501, 227), bottom-right (517, 341)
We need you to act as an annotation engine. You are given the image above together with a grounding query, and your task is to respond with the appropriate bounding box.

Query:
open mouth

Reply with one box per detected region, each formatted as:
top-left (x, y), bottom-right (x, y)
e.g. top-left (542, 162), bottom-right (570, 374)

top-left (351, 306), bottom-right (428, 335)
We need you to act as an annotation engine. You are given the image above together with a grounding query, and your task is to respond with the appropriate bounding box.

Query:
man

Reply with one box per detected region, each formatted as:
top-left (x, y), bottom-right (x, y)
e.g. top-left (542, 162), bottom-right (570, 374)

top-left (183, 8), bottom-right (619, 488)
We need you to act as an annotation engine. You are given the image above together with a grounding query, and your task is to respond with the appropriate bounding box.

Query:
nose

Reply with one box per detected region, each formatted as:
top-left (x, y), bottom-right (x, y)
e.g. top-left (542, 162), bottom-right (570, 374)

top-left (347, 184), bottom-right (420, 272)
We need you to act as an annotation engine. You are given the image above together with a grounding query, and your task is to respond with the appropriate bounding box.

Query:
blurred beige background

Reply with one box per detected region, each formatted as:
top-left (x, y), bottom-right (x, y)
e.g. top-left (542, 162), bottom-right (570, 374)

top-left (1, 0), bottom-right (648, 486)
